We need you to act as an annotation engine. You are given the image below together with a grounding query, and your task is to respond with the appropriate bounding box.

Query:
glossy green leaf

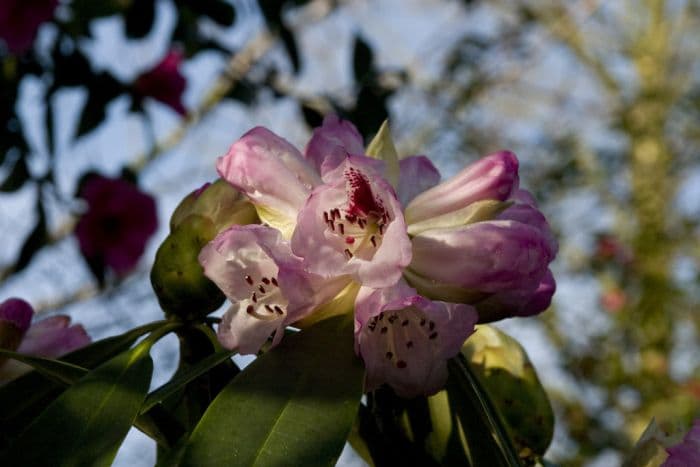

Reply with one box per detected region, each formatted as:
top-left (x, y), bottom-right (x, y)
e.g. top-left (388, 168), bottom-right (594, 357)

top-left (0, 348), bottom-right (87, 385)
top-left (446, 355), bottom-right (521, 467)
top-left (1, 340), bottom-right (154, 466)
top-left (178, 314), bottom-right (364, 467)
top-left (0, 321), bottom-right (165, 448)
top-left (142, 348), bottom-right (236, 414)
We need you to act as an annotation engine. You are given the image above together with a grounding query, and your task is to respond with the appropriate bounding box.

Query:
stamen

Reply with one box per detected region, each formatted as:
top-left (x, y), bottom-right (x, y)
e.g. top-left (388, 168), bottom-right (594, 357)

top-left (386, 351), bottom-right (393, 359)
top-left (323, 212), bottom-right (329, 222)
top-left (345, 236), bottom-right (355, 244)
top-left (370, 235), bottom-right (377, 247)
top-left (271, 277), bottom-right (278, 286)
top-left (328, 220), bottom-right (335, 231)
top-left (402, 320), bottom-right (409, 326)
top-left (246, 305), bottom-right (254, 314)
top-left (274, 306), bottom-right (284, 315)
top-left (344, 248), bottom-right (353, 259)
top-left (378, 224), bottom-right (384, 235)
top-left (258, 285), bottom-right (266, 294)
top-left (338, 223), bottom-right (345, 235)
top-left (252, 293), bottom-right (257, 303)
top-left (429, 332), bottom-right (438, 339)
top-left (245, 275), bottom-right (253, 285)
top-left (420, 319), bottom-right (426, 326)
top-left (429, 321), bottom-right (435, 331)
top-left (396, 360), bottom-right (407, 369)
top-left (380, 327), bottom-right (388, 334)
top-left (262, 277), bottom-right (270, 285)
top-left (406, 341), bottom-right (413, 348)
top-left (265, 304), bottom-right (274, 313)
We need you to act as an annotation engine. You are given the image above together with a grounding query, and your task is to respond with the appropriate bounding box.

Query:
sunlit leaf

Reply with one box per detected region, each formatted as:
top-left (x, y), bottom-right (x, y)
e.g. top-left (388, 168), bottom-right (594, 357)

top-left (178, 314), bottom-right (364, 467)
top-left (1, 342), bottom-right (154, 466)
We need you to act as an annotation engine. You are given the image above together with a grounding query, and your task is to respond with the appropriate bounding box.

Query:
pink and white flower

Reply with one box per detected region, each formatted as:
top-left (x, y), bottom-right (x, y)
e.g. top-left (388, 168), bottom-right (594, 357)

top-left (217, 127), bottom-right (322, 237)
top-left (354, 281), bottom-right (477, 398)
top-left (199, 225), bottom-right (348, 354)
top-left (663, 419), bottom-right (700, 467)
top-left (0, 298), bottom-right (90, 384)
top-left (291, 156), bottom-right (411, 288)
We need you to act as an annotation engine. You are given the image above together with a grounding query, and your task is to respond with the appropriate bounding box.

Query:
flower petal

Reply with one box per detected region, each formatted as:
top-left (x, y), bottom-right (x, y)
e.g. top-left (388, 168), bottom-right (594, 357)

top-left (304, 115), bottom-right (365, 176)
top-left (409, 220), bottom-right (553, 295)
top-left (17, 316), bottom-right (90, 357)
top-left (473, 269), bottom-right (556, 322)
top-left (354, 282), bottom-right (477, 397)
top-left (397, 155), bottom-right (441, 206)
top-left (291, 155), bottom-right (412, 288)
top-left (663, 419), bottom-right (700, 467)
top-left (200, 224), bottom-right (339, 354)
top-left (217, 127), bottom-right (321, 237)
top-left (405, 151), bottom-right (519, 225)
top-left (498, 189), bottom-right (558, 256)
top-left (0, 298), bottom-right (33, 334)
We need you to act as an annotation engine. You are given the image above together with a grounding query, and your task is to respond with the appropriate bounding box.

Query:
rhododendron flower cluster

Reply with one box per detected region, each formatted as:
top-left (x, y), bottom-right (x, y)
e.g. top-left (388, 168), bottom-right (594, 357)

top-left (0, 298), bottom-right (90, 384)
top-left (199, 116), bottom-right (557, 397)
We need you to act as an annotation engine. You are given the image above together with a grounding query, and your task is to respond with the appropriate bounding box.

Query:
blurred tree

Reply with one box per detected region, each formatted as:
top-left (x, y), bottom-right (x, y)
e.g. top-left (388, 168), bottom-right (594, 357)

top-left (416, 0), bottom-right (700, 464)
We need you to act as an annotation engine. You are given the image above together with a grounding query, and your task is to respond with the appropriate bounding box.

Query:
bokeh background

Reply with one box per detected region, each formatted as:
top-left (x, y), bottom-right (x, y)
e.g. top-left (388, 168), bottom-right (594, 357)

top-left (1, 0), bottom-right (699, 465)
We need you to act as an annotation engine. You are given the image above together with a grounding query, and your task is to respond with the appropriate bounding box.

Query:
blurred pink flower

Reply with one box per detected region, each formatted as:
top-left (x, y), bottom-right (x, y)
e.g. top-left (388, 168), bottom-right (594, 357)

top-left (0, 0), bottom-right (57, 54)
top-left (663, 419), bottom-right (700, 467)
top-left (0, 298), bottom-right (90, 384)
top-left (135, 50), bottom-right (187, 115)
top-left (75, 174), bottom-right (158, 278)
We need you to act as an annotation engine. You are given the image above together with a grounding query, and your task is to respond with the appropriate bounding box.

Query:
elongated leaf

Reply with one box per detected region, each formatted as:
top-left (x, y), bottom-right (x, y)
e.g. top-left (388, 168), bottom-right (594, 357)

top-left (179, 314), bottom-right (364, 467)
top-left (1, 342), bottom-right (154, 466)
top-left (142, 348), bottom-right (235, 414)
top-left (0, 321), bottom-right (164, 447)
top-left (0, 349), bottom-right (87, 385)
top-left (446, 355), bottom-right (521, 467)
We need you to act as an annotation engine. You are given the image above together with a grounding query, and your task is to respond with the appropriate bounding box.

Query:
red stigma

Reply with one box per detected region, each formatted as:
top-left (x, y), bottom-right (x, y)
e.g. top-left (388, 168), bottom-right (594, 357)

top-left (346, 168), bottom-right (382, 217)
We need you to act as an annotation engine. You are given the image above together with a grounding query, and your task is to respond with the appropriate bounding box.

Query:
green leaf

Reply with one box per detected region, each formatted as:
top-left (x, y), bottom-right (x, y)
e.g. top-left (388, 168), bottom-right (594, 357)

top-left (366, 120), bottom-right (400, 189)
top-left (142, 348), bottom-right (235, 414)
top-left (1, 341), bottom-right (154, 466)
top-left (463, 325), bottom-right (554, 458)
top-left (0, 321), bottom-right (164, 447)
top-left (178, 314), bottom-right (364, 467)
top-left (446, 354), bottom-right (522, 467)
top-left (0, 348), bottom-right (87, 385)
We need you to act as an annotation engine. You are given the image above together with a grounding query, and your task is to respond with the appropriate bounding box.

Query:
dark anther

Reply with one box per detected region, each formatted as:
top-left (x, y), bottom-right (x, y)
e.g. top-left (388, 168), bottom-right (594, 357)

top-left (380, 327), bottom-right (388, 334)
top-left (386, 351), bottom-right (393, 359)
top-left (259, 285), bottom-right (266, 294)
top-left (245, 275), bottom-right (253, 285)
top-left (396, 360), bottom-right (407, 369)
top-left (429, 332), bottom-right (438, 339)
top-left (262, 277), bottom-right (270, 285)
top-left (246, 305), bottom-right (254, 314)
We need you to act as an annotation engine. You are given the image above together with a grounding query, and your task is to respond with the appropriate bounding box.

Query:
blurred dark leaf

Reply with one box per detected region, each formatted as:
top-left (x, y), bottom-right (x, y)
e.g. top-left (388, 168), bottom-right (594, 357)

top-left (0, 155), bottom-right (30, 192)
top-left (279, 24), bottom-right (301, 73)
top-left (226, 79), bottom-right (257, 105)
top-left (350, 84), bottom-right (391, 139)
top-left (76, 73), bottom-right (124, 138)
top-left (76, 96), bottom-right (107, 137)
top-left (125, 0), bottom-right (156, 39)
top-left (14, 196), bottom-right (47, 273)
top-left (258, 0), bottom-right (301, 73)
top-left (353, 35), bottom-right (374, 83)
top-left (51, 46), bottom-right (92, 88)
top-left (184, 0), bottom-right (236, 26)
top-left (301, 103), bottom-right (323, 128)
